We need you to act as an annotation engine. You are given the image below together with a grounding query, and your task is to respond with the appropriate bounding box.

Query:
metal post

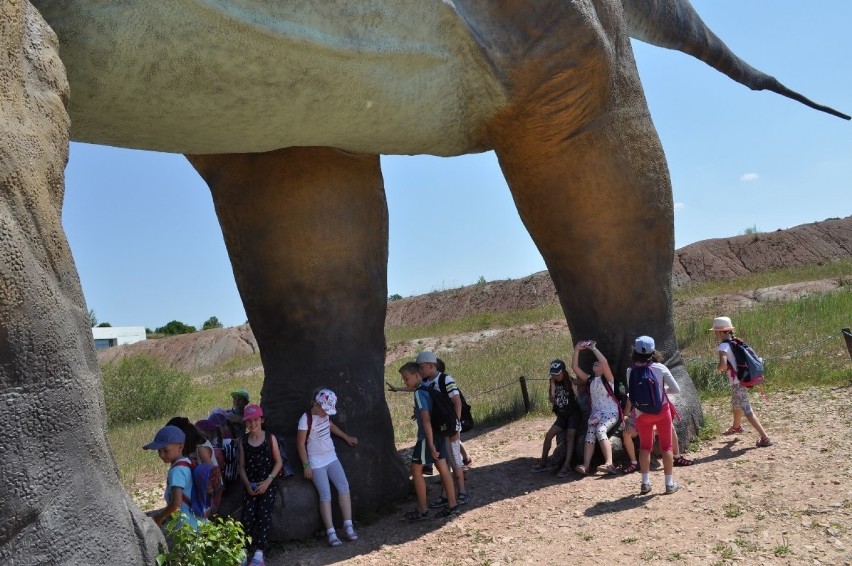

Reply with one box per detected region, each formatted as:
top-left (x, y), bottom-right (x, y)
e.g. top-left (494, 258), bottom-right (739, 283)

top-left (843, 328), bottom-right (852, 361)
top-left (519, 375), bottom-right (530, 414)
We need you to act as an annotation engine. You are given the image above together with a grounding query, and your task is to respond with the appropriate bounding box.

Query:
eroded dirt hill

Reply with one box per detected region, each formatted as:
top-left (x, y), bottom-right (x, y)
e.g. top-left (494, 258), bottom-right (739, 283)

top-left (97, 216), bottom-right (851, 369)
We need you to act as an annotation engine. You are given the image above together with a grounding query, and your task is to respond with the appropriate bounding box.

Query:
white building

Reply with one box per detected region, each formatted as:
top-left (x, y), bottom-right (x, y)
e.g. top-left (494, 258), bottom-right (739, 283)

top-left (92, 326), bottom-right (146, 351)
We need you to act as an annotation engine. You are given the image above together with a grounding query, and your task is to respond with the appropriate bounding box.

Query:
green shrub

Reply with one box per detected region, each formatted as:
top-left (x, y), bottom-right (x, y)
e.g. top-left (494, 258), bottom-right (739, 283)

top-left (102, 355), bottom-right (191, 425)
top-left (157, 516), bottom-right (247, 566)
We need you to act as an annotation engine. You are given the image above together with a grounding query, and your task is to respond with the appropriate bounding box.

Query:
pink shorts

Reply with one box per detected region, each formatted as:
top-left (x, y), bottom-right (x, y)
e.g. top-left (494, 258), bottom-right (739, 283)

top-left (635, 404), bottom-right (674, 453)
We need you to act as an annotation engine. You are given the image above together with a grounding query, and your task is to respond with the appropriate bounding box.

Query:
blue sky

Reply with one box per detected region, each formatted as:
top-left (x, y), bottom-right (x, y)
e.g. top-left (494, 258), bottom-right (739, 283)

top-left (62, 1), bottom-right (852, 330)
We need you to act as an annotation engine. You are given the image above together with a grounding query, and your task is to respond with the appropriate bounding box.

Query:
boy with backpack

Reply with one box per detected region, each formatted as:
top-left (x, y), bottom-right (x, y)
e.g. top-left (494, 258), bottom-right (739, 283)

top-left (398, 362), bottom-right (460, 520)
top-left (416, 351), bottom-right (471, 508)
top-left (143, 425), bottom-right (201, 530)
top-left (623, 336), bottom-right (681, 495)
top-left (711, 316), bottom-right (772, 447)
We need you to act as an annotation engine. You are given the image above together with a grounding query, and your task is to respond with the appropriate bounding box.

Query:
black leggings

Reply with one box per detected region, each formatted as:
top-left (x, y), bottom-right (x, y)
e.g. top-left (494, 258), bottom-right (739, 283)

top-left (242, 485), bottom-right (277, 551)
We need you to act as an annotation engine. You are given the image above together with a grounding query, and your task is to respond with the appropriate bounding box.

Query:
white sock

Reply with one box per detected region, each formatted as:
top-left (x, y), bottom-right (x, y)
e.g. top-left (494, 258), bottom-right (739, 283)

top-left (343, 519), bottom-right (353, 528)
top-left (327, 527), bottom-right (336, 536)
top-left (631, 460), bottom-right (638, 465)
top-left (253, 550), bottom-right (263, 560)
top-left (641, 473), bottom-right (650, 484)
top-left (665, 474), bottom-right (674, 486)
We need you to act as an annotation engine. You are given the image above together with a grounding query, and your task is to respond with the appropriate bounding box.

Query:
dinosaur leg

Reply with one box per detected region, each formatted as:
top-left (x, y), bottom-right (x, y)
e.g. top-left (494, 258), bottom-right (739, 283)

top-left (488, 21), bottom-right (702, 441)
top-left (187, 148), bottom-right (408, 538)
top-left (0, 4), bottom-right (162, 562)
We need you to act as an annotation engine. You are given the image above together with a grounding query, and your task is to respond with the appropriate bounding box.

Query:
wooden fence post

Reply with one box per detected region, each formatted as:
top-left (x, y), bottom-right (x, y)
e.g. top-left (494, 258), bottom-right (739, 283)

top-left (519, 375), bottom-right (530, 414)
top-left (843, 328), bottom-right (852, 361)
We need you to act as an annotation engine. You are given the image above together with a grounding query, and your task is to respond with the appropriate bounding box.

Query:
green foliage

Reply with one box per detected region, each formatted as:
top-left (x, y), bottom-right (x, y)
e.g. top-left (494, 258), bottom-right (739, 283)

top-left (102, 355), bottom-right (191, 426)
top-left (89, 309), bottom-right (98, 327)
top-left (742, 224), bottom-right (760, 235)
top-left (156, 320), bottom-right (197, 335)
top-left (97, 322), bottom-right (112, 327)
top-left (202, 316), bottom-right (223, 331)
top-left (157, 515), bottom-right (248, 566)
top-left (477, 275), bottom-right (487, 285)
top-left (388, 293), bottom-right (403, 301)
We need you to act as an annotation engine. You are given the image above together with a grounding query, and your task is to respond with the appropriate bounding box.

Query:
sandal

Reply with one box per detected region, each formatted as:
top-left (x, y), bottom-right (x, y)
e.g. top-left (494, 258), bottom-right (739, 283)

top-left (756, 437), bottom-right (773, 448)
top-left (602, 464), bottom-right (619, 475)
top-left (673, 455), bottom-right (693, 467)
top-left (621, 462), bottom-right (639, 474)
top-left (556, 467), bottom-right (572, 478)
top-left (574, 465), bottom-right (587, 476)
top-left (723, 425), bottom-right (743, 436)
top-left (404, 508), bottom-right (430, 521)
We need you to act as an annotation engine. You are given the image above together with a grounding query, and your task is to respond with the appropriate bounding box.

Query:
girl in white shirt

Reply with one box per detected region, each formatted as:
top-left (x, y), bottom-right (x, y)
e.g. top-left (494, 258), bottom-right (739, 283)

top-left (296, 388), bottom-right (359, 547)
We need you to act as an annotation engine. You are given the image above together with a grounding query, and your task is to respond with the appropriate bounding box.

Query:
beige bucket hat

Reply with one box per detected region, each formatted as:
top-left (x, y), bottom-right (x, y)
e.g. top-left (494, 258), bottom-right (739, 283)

top-left (709, 316), bottom-right (735, 332)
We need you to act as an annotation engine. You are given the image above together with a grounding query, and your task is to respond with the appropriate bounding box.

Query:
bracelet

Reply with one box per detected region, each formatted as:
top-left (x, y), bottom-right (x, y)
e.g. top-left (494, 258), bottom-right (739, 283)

top-left (267, 473), bottom-right (276, 480)
top-left (302, 462), bottom-right (310, 469)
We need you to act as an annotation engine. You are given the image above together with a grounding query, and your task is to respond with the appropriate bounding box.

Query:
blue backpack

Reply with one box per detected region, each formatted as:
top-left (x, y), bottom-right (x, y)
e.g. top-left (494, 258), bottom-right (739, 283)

top-left (628, 363), bottom-right (665, 414)
top-left (724, 338), bottom-right (765, 388)
top-left (174, 459), bottom-right (222, 519)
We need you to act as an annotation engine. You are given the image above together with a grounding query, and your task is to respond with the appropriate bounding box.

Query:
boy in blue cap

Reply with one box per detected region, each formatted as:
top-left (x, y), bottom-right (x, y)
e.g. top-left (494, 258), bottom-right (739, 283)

top-left (144, 425), bottom-right (199, 529)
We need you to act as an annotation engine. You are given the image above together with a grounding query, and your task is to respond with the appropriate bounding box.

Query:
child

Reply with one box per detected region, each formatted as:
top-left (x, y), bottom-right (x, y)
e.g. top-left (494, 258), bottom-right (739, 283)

top-left (398, 362), bottom-right (460, 520)
top-left (572, 341), bottom-right (620, 476)
top-left (227, 388), bottom-right (251, 438)
top-left (623, 336), bottom-right (681, 495)
top-left (532, 359), bottom-right (581, 476)
top-left (238, 404), bottom-right (283, 566)
top-left (296, 388), bottom-right (359, 547)
top-left (711, 316), bottom-right (772, 447)
top-left (620, 409), bottom-right (692, 474)
top-left (143, 425), bottom-right (199, 530)
top-left (167, 416), bottom-right (216, 466)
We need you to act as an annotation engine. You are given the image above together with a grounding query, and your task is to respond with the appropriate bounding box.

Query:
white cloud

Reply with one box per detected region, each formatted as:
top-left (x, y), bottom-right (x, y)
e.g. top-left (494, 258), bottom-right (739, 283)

top-left (740, 172), bottom-right (759, 182)
top-left (673, 202), bottom-right (685, 211)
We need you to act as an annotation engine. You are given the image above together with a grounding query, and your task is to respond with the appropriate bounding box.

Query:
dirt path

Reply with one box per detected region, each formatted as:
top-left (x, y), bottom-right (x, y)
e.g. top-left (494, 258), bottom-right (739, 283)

top-left (270, 386), bottom-right (852, 565)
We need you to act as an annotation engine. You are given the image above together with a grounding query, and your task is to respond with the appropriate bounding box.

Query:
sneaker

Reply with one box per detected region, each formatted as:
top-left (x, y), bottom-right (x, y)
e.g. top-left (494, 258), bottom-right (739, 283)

top-left (457, 492), bottom-right (471, 505)
top-left (435, 505), bottom-right (460, 519)
top-left (342, 525), bottom-right (358, 542)
top-left (665, 482), bottom-right (680, 495)
top-left (756, 437), bottom-right (773, 448)
top-left (428, 496), bottom-right (449, 509)
top-left (640, 482), bottom-right (652, 495)
top-left (422, 465), bottom-right (434, 475)
top-left (327, 533), bottom-right (342, 547)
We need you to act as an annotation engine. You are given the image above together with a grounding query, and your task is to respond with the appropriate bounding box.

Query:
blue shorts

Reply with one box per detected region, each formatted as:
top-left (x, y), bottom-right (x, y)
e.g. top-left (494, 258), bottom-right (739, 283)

top-left (411, 437), bottom-right (447, 466)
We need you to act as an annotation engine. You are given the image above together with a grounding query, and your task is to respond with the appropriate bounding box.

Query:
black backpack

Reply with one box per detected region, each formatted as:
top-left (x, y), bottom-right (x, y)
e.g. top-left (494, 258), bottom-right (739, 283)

top-left (423, 382), bottom-right (460, 437)
top-left (436, 373), bottom-right (475, 433)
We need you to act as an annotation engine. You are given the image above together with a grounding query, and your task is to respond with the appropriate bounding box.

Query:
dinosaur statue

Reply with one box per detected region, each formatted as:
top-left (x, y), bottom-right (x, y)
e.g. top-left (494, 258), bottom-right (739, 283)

top-left (2, 0), bottom-right (846, 561)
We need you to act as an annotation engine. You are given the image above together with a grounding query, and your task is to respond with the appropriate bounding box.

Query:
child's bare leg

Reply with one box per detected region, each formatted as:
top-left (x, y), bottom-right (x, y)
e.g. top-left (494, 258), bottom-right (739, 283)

top-left (410, 464), bottom-right (427, 512)
top-left (623, 429), bottom-right (638, 463)
top-left (745, 412), bottom-right (769, 439)
top-left (319, 500), bottom-right (333, 529)
top-left (732, 407), bottom-right (744, 428)
top-left (559, 429), bottom-right (577, 472)
top-left (453, 464), bottom-right (466, 496)
top-left (582, 441), bottom-right (595, 471)
top-left (671, 428), bottom-right (681, 456)
top-left (661, 451), bottom-right (674, 476)
top-left (639, 449), bottom-right (652, 475)
top-left (599, 438), bottom-right (613, 467)
top-left (460, 442), bottom-right (469, 462)
top-left (338, 492), bottom-right (352, 522)
top-left (540, 425), bottom-right (560, 464)
top-left (434, 459), bottom-right (457, 507)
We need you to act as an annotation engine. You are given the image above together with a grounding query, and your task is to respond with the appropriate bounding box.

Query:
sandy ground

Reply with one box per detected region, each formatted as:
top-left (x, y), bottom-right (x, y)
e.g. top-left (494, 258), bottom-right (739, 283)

top-left (268, 386), bottom-right (852, 566)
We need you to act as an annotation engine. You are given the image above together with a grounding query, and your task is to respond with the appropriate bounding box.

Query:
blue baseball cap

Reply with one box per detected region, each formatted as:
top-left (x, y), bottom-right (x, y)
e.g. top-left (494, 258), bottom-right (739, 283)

top-left (634, 336), bottom-right (656, 354)
top-left (143, 425), bottom-right (185, 450)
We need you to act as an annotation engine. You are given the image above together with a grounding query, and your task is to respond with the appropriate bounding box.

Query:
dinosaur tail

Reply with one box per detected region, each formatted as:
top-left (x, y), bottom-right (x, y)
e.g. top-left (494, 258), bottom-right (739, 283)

top-left (622, 0), bottom-right (850, 120)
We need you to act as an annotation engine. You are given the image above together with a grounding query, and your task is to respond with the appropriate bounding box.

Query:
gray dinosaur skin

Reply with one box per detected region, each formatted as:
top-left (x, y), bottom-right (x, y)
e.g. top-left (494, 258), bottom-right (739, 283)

top-left (2, 0), bottom-right (846, 562)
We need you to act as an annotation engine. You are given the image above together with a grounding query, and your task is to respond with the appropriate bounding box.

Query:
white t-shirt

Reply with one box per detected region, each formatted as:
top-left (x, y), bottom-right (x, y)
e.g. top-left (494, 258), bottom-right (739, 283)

top-left (297, 412), bottom-right (337, 468)
top-left (717, 342), bottom-right (740, 385)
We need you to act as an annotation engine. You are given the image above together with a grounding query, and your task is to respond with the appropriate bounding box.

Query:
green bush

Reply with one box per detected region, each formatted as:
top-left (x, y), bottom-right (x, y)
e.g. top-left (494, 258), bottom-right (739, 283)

top-left (157, 516), bottom-right (247, 566)
top-left (102, 355), bottom-right (192, 426)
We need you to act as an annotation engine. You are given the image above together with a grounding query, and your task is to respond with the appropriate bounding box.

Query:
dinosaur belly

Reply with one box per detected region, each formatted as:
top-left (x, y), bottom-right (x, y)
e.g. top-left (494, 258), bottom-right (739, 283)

top-left (34, 0), bottom-right (506, 156)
